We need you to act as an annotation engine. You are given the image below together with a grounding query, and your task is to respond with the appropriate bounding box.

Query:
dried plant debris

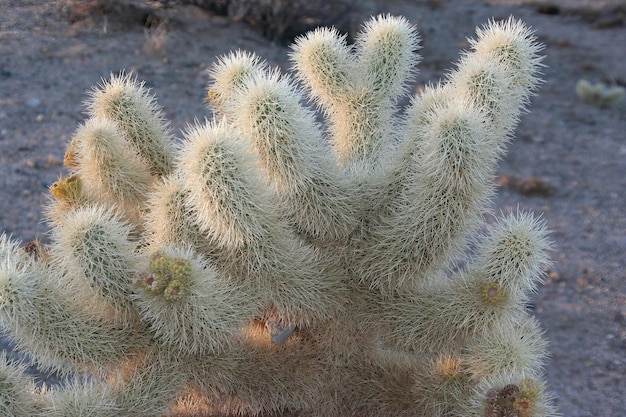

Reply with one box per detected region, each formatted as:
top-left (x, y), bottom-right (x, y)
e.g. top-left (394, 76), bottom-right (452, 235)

top-left (58, 0), bottom-right (166, 30)
top-left (498, 175), bottom-right (554, 197)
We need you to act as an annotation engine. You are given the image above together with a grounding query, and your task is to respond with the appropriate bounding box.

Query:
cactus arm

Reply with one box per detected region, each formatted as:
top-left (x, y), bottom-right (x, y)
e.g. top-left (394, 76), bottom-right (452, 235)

top-left (178, 121), bottom-right (345, 326)
top-left (453, 17), bottom-right (544, 139)
top-left (356, 97), bottom-right (500, 291)
top-left (0, 354), bottom-right (46, 417)
top-left (207, 50), bottom-right (267, 115)
top-left (86, 73), bottom-right (175, 177)
top-left (70, 117), bottom-right (154, 223)
top-left (218, 68), bottom-right (358, 240)
top-left (48, 205), bottom-right (141, 325)
top-left (0, 235), bottom-right (145, 375)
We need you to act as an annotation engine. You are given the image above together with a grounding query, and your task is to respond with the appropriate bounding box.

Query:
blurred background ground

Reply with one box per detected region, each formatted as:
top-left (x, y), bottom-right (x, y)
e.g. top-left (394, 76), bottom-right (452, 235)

top-left (0, 0), bottom-right (624, 416)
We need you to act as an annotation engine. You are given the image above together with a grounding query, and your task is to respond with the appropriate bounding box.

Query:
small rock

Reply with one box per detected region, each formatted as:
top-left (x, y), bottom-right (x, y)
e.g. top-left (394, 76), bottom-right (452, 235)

top-left (46, 155), bottom-right (61, 166)
top-left (26, 97), bottom-right (41, 108)
top-left (266, 318), bottom-right (296, 346)
top-left (547, 270), bottom-right (561, 282)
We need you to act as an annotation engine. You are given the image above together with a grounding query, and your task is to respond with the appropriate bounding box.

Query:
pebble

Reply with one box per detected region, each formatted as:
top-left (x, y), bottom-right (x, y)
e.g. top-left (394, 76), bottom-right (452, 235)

top-left (26, 97), bottom-right (41, 108)
top-left (46, 155), bottom-right (61, 166)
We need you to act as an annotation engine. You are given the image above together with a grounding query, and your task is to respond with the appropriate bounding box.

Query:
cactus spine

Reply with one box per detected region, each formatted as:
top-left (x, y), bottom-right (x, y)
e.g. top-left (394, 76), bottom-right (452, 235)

top-left (0, 15), bottom-right (556, 417)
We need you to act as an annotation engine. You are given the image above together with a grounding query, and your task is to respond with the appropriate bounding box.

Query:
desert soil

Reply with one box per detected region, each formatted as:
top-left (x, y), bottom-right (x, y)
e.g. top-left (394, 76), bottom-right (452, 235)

top-left (0, 0), bottom-right (624, 416)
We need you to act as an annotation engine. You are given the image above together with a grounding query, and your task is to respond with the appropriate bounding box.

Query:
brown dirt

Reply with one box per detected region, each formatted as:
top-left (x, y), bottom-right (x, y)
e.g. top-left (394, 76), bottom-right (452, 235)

top-left (1, 1), bottom-right (624, 416)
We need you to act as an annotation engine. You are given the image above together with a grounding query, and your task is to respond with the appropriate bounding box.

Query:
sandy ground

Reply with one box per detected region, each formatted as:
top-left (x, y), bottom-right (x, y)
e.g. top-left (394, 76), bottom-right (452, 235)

top-left (0, 0), bottom-right (625, 416)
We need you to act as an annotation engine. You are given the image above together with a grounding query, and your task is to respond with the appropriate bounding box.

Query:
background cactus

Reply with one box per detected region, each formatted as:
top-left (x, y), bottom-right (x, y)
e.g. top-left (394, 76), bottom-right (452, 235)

top-left (0, 15), bottom-right (556, 417)
top-left (575, 78), bottom-right (625, 108)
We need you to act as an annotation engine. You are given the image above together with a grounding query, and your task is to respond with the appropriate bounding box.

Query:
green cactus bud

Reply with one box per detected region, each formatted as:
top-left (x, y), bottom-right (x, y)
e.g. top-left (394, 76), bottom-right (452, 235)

top-left (466, 373), bottom-right (555, 417)
top-left (134, 246), bottom-right (258, 355)
top-left (49, 174), bottom-right (83, 205)
top-left (142, 250), bottom-right (192, 297)
top-left (86, 72), bottom-right (174, 176)
top-left (163, 278), bottom-right (185, 300)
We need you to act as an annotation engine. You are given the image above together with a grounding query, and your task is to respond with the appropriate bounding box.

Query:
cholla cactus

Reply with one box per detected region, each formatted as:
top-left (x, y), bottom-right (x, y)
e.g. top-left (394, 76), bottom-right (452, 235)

top-left (575, 78), bottom-right (624, 108)
top-left (0, 15), bottom-right (556, 417)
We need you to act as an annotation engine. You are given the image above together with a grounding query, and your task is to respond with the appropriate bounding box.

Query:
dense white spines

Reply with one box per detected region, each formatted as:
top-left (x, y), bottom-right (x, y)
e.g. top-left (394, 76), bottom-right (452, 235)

top-left (464, 315), bottom-right (548, 379)
top-left (349, 18), bottom-right (544, 292)
top-left (209, 61), bottom-right (358, 240)
top-left (357, 98), bottom-right (500, 291)
top-left (291, 15), bottom-right (420, 169)
top-left (71, 118), bottom-right (154, 222)
top-left (178, 121), bottom-right (274, 249)
top-left (44, 378), bottom-right (122, 417)
top-left (0, 354), bottom-right (44, 417)
top-left (471, 17), bottom-right (544, 95)
top-left (45, 359), bottom-right (184, 417)
top-left (86, 73), bottom-right (175, 176)
top-left (207, 50), bottom-right (266, 114)
top-left (378, 211), bottom-right (551, 361)
top-left (178, 121), bottom-right (344, 326)
top-left (143, 175), bottom-right (219, 256)
top-left (290, 27), bottom-right (354, 108)
top-left (0, 235), bottom-right (144, 375)
top-left (356, 15), bottom-right (421, 99)
top-left (454, 17), bottom-right (544, 138)
top-left (48, 205), bottom-right (140, 324)
top-left (469, 210), bottom-right (552, 302)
